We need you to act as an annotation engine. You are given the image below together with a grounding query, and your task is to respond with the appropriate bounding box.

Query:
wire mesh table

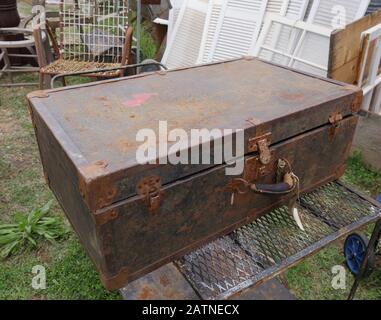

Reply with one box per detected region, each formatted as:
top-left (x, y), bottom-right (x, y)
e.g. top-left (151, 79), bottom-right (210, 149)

top-left (120, 181), bottom-right (381, 300)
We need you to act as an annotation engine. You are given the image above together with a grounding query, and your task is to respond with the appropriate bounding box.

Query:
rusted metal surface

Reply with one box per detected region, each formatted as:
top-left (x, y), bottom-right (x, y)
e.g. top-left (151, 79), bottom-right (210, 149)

top-left (229, 278), bottom-right (296, 300)
top-left (175, 182), bottom-right (381, 300)
top-left (136, 176), bottom-right (163, 215)
top-left (28, 58), bottom-right (362, 210)
top-left (119, 182), bottom-right (380, 300)
top-left (120, 263), bottom-right (199, 300)
top-left (93, 117), bottom-right (357, 290)
top-left (28, 58), bottom-right (362, 290)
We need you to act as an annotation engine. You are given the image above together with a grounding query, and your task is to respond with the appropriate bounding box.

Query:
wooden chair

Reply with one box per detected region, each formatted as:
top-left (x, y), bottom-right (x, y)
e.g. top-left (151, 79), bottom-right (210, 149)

top-left (33, 0), bottom-right (133, 89)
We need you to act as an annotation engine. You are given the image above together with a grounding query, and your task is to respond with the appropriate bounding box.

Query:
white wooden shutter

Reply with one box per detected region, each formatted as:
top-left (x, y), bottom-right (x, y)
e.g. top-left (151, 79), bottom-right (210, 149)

top-left (167, 0), bottom-right (185, 43)
top-left (307, 0), bottom-right (370, 29)
top-left (266, 0), bottom-right (284, 14)
top-left (162, 0), bottom-right (209, 69)
top-left (254, 14), bottom-right (332, 77)
top-left (284, 0), bottom-right (309, 19)
top-left (259, 0), bottom-right (309, 63)
top-left (207, 0), bottom-right (269, 62)
top-left (357, 24), bottom-right (381, 114)
top-left (197, 0), bottom-right (225, 64)
top-left (264, 0), bottom-right (309, 18)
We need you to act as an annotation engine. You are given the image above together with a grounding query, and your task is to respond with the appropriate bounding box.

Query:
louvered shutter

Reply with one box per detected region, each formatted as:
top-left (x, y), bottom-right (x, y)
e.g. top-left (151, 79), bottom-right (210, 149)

top-left (254, 15), bottom-right (331, 77)
top-left (308, 0), bottom-right (370, 29)
top-left (264, 0), bottom-right (309, 19)
top-left (288, 1), bottom-right (370, 77)
top-left (357, 25), bottom-right (381, 114)
top-left (162, 0), bottom-right (209, 69)
top-left (167, 0), bottom-right (185, 43)
top-left (197, 0), bottom-right (225, 64)
top-left (259, 0), bottom-right (309, 63)
top-left (266, 0), bottom-right (284, 14)
top-left (206, 0), bottom-right (269, 62)
top-left (284, 0), bottom-right (309, 19)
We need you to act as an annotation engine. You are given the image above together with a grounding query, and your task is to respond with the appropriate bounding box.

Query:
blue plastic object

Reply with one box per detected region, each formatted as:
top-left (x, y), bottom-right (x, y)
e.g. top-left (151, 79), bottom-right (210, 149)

top-left (344, 234), bottom-right (368, 276)
top-left (376, 194), bottom-right (381, 204)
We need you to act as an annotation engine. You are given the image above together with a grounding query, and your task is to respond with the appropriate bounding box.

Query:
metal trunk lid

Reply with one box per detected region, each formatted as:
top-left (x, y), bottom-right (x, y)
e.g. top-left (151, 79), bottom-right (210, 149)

top-left (27, 58), bottom-right (362, 212)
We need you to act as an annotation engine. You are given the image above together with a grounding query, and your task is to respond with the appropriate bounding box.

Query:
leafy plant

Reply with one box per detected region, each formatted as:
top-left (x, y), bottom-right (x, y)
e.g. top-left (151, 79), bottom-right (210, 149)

top-left (0, 200), bottom-right (68, 258)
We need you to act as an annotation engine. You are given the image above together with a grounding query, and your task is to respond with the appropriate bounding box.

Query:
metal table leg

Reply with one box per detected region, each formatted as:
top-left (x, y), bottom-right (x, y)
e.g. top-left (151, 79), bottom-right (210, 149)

top-left (348, 218), bottom-right (381, 300)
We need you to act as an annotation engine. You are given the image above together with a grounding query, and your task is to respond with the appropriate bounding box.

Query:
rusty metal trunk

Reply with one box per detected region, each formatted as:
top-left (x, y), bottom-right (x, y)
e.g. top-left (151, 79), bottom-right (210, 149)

top-left (27, 58), bottom-right (362, 290)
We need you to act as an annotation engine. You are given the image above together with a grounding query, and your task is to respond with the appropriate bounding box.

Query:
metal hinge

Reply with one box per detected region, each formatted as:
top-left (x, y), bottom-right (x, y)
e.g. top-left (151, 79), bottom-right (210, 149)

top-left (137, 176), bottom-right (162, 215)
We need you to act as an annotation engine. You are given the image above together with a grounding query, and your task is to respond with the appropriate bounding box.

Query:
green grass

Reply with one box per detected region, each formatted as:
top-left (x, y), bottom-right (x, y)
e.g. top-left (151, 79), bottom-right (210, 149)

top-left (0, 74), bottom-right (120, 299)
top-left (284, 153), bottom-right (381, 300)
top-left (285, 240), bottom-right (381, 300)
top-left (1, 72), bottom-right (381, 299)
top-left (342, 150), bottom-right (381, 197)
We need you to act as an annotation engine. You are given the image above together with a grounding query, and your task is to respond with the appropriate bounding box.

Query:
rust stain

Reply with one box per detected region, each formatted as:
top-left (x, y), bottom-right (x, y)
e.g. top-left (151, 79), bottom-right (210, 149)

top-left (246, 118), bottom-right (261, 126)
top-left (176, 223), bottom-right (192, 235)
top-left (123, 93), bottom-right (158, 108)
top-left (27, 90), bottom-right (49, 99)
top-left (138, 286), bottom-right (155, 300)
top-left (79, 160), bottom-right (109, 179)
top-left (98, 96), bottom-right (112, 108)
top-left (159, 275), bottom-right (170, 287)
top-left (93, 209), bottom-right (118, 226)
top-left (280, 93), bottom-right (305, 101)
top-left (108, 138), bottom-right (141, 153)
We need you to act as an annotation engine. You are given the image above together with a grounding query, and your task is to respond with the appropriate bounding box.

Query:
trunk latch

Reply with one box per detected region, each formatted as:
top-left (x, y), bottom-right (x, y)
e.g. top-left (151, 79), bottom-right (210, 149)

top-left (329, 111), bottom-right (343, 126)
top-left (328, 111), bottom-right (343, 138)
top-left (248, 133), bottom-right (272, 165)
top-left (245, 133), bottom-right (272, 181)
top-left (137, 176), bottom-right (162, 215)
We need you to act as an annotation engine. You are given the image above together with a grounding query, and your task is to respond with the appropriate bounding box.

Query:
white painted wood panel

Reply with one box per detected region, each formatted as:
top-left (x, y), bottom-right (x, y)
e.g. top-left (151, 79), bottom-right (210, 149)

top-left (207, 0), bottom-right (269, 62)
top-left (254, 14), bottom-right (332, 76)
top-left (162, 0), bottom-right (209, 69)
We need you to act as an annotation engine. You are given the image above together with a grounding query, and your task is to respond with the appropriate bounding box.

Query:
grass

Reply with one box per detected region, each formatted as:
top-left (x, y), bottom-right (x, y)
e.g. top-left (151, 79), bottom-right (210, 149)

top-left (1, 73), bottom-right (381, 299)
top-left (0, 74), bottom-right (120, 300)
top-left (342, 150), bottom-right (381, 197)
top-left (284, 153), bottom-right (381, 300)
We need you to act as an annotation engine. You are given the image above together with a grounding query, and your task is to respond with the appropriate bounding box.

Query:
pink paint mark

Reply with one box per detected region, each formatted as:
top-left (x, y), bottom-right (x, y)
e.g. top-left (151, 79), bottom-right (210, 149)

top-left (123, 93), bottom-right (157, 108)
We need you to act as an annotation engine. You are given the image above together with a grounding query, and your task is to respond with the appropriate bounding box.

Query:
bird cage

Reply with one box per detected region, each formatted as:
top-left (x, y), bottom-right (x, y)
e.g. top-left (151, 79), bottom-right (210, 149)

top-left (59, 0), bottom-right (129, 63)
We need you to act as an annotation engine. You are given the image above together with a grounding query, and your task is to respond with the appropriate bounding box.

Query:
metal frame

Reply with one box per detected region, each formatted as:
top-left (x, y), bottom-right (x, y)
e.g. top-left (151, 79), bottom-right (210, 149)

top-left (32, 0), bottom-right (134, 89)
top-left (59, 0), bottom-right (130, 63)
top-left (348, 218), bottom-right (381, 300)
top-left (49, 59), bottom-right (167, 87)
top-left (121, 181), bottom-right (381, 300)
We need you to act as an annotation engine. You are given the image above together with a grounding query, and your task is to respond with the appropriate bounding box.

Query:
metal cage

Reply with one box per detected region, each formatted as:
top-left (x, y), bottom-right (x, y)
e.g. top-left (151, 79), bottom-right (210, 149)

top-left (33, 0), bottom-right (133, 88)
